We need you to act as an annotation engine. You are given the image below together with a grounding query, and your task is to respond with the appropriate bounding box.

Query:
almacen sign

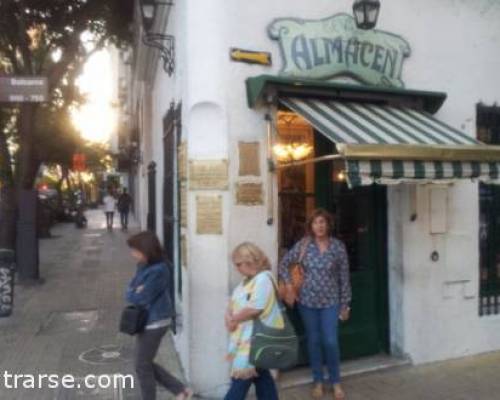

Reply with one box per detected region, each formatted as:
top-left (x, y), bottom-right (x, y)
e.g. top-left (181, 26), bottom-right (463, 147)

top-left (268, 13), bottom-right (411, 88)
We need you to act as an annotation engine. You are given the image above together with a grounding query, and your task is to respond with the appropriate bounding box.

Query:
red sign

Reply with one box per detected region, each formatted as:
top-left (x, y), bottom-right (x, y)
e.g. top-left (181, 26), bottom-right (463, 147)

top-left (72, 153), bottom-right (86, 172)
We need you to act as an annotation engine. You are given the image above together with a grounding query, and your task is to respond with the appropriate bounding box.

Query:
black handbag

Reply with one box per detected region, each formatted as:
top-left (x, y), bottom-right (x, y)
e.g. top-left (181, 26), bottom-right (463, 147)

top-left (119, 305), bottom-right (148, 335)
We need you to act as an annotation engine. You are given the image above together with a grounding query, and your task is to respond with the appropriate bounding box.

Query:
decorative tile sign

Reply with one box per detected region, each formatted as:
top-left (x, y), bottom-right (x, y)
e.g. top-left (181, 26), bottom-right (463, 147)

top-left (178, 142), bottom-right (187, 181)
top-left (268, 13), bottom-right (411, 87)
top-left (189, 160), bottom-right (229, 190)
top-left (236, 183), bottom-right (264, 206)
top-left (196, 195), bottom-right (223, 235)
top-left (239, 142), bottom-right (261, 176)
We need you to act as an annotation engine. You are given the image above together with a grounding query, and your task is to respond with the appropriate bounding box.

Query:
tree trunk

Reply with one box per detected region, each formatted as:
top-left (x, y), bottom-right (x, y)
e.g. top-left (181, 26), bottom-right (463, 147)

top-left (0, 128), bottom-right (16, 317)
top-left (16, 103), bottom-right (40, 282)
top-left (18, 104), bottom-right (40, 189)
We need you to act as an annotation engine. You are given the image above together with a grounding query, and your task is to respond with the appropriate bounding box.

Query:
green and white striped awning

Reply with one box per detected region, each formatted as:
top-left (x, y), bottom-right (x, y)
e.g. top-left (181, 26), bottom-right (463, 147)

top-left (280, 97), bottom-right (500, 187)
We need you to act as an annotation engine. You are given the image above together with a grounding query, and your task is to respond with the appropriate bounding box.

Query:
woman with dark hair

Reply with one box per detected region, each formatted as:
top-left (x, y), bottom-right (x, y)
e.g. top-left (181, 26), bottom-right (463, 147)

top-left (125, 231), bottom-right (192, 400)
top-left (279, 209), bottom-right (351, 400)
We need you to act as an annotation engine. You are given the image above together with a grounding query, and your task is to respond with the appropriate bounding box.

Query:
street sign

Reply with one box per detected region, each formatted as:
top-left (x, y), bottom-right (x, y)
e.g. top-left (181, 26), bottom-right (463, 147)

top-left (0, 76), bottom-right (48, 103)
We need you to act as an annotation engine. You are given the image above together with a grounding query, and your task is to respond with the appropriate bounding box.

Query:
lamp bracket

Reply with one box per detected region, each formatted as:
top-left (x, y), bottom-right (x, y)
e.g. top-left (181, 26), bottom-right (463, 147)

top-left (142, 33), bottom-right (175, 76)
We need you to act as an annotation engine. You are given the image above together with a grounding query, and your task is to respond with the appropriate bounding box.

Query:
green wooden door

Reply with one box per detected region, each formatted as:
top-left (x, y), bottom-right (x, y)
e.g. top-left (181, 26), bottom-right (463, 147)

top-left (333, 184), bottom-right (388, 359)
top-left (318, 132), bottom-right (388, 359)
top-left (282, 133), bottom-right (389, 363)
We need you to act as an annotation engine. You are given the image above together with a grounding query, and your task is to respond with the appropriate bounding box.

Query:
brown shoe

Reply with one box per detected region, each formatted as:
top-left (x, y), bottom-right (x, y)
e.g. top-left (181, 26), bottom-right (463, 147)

top-left (312, 382), bottom-right (324, 398)
top-left (333, 384), bottom-right (345, 399)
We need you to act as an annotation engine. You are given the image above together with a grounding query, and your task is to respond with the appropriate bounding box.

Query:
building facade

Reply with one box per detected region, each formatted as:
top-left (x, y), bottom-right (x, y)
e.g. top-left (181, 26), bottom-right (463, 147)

top-left (121, 0), bottom-right (500, 396)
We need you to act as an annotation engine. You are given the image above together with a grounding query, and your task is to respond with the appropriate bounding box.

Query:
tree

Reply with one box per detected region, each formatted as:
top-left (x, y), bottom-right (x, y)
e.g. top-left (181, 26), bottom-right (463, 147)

top-left (0, 0), bottom-right (133, 314)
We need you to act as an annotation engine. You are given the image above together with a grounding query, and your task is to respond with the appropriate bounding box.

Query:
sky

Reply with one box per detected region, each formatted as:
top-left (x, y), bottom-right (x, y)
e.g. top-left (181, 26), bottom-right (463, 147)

top-left (72, 49), bottom-right (117, 143)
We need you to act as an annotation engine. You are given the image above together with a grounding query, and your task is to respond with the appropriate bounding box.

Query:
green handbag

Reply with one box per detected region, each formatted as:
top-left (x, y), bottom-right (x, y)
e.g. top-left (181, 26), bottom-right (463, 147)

top-left (249, 273), bottom-right (299, 370)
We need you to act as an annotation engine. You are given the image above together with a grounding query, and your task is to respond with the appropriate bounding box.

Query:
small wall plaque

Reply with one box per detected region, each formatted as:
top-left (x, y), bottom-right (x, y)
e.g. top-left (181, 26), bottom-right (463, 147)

top-left (189, 160), bottom-right (229, 190)
top-left (178, 142), bottom-right (187, 181)
top-left (196, 195), bottom-right (223, 235)
top-left (236, 183), bottom-right (264, 206)
top-left (180, 182), bottom-right (187, 228)
top-left (239, 142), bottom-right (261, 176)
top-left (181, 234), bottom-right (187, 267)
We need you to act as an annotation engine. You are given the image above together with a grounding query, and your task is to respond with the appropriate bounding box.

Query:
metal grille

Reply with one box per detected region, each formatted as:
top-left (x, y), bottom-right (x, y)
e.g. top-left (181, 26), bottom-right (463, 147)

top-left (478, 104), bottom-right (500, 316)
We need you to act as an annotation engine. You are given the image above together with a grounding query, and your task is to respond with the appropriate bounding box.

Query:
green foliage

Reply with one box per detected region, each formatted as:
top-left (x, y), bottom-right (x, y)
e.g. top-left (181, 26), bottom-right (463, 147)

top-left (0, 0), bottom-right (133, 187)
top-left (0, 0), bottom-right (133, 75)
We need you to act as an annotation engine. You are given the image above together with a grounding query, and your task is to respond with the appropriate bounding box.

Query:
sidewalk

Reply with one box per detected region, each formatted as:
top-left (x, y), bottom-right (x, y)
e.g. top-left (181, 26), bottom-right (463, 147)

top-left (276, 351), bottom-right (500, 400)
top-left (0, 210), bottom-right (185, 400)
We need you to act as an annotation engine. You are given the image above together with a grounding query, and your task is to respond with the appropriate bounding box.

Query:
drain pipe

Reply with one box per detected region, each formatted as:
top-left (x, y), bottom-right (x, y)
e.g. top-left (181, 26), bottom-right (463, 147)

top-left (265, 113), bottom-right (275, 226)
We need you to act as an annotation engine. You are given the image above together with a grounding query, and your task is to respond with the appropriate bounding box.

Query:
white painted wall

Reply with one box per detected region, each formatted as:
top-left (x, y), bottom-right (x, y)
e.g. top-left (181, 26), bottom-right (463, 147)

top-left (382, 0), bottom-right (500, 364)
top-left (134, 0), bottom-right (500, 395)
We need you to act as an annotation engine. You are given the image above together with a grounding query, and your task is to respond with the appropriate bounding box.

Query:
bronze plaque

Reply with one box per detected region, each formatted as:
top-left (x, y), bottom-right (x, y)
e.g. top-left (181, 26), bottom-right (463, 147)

top-left (180, 234), bottom-right (187, 267)
top-left (196, 195), bottom-right (223, 235)
top-left (178, 142), bottom-right (188, 181)
top-left (180, 182), bottom-right (187, 228)
top-left (239, 142), bottom-right (261, 176)
top-left (189, 160), bottom-right (228, 190)
top-left (236, 183), bottom-right (264, 206)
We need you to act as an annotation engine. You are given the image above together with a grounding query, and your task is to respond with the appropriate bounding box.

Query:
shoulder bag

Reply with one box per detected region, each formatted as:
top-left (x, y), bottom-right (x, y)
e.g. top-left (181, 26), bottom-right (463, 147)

top-left (278, 238), bottom-right (309, 306)
top-left (249, 273), bottom-right (299, 370)
top-left (119, 280), bottom-right (167, 335)
top-left (119, 304), bottom-right (148, 335)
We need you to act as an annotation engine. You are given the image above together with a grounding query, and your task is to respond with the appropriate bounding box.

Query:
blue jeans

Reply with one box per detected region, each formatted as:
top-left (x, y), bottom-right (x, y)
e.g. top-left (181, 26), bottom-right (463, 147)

top-left (224, 369), bottom-right (278, 400)
top-left (298, 303), bottom-right (341, 384)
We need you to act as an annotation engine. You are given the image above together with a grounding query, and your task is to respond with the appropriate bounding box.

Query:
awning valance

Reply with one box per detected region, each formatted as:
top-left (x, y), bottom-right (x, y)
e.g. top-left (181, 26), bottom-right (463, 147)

top-left (246, 74), bottom-right (447, 113)
top-left (279, 97), bottom-right (500, 187)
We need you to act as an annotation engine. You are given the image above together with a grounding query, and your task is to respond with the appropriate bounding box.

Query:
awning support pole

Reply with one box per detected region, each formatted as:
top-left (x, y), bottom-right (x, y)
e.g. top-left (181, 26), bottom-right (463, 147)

top-left (276, 154), bottom-right (343, 169)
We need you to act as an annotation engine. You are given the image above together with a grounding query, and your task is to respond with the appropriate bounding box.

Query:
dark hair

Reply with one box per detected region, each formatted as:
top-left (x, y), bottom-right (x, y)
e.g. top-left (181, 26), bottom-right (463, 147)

top-left (306, 208), bottom-right (334, 237)
top-left (127, 231), bottom-right (164, 265)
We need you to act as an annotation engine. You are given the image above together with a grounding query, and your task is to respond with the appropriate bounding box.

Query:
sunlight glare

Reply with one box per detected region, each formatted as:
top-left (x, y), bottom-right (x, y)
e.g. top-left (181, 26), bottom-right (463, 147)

top-left (72, 50), bottom-right (117, 143)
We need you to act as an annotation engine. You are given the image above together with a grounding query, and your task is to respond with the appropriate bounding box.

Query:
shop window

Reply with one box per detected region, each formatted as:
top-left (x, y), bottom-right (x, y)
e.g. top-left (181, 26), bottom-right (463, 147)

top-left (478, 104), bottom-right (500, 316)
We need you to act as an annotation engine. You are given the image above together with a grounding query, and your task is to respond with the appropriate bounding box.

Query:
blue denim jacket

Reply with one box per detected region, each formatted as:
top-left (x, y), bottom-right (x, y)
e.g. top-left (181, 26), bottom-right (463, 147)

top-left (125, 262), bottom-right (175, 325)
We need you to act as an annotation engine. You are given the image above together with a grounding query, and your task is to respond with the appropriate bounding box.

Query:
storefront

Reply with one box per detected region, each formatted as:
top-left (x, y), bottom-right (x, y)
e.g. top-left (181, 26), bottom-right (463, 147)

top-left (127, 0), bottom-right (500, 396)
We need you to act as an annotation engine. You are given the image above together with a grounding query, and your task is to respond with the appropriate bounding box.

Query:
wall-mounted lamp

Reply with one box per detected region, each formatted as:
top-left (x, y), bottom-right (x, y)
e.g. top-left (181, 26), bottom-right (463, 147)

top-left (353, 0), bottom-right (381, 30)
top-left (139, 0), bottom-right (176, 76)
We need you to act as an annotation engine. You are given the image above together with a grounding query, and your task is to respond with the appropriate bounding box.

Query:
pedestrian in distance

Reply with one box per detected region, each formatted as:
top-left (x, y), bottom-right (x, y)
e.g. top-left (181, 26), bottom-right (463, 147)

top-left (117, 188), bottom-right (133, 231)
top-left (224, 242), bottom-right (281, 400)
top-left (278, 208), bottom-right (351, 400)
top-left (126, 231), bottom-right (193, 400)
top-left (103, 189), bottom-right (117, 231)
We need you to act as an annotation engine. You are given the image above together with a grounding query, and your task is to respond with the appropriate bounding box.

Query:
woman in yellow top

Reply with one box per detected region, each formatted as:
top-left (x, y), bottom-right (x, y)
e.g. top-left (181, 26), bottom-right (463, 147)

top-left (224, 242), bottom-right (283, 400)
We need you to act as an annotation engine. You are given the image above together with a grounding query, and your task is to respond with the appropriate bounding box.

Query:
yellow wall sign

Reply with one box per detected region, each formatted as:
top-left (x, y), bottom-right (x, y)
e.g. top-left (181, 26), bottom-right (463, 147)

top-left (230, 48), bottom-right (272, 66)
